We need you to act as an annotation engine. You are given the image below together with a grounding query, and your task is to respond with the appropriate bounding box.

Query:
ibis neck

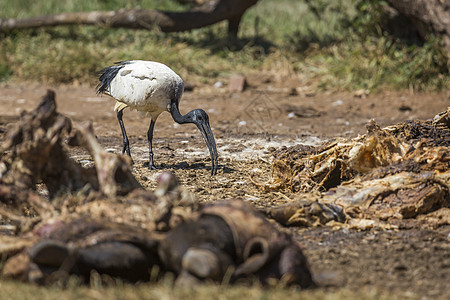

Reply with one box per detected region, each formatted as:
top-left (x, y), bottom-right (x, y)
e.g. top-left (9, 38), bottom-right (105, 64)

top-left (170, 101), bottom-right (189, 124)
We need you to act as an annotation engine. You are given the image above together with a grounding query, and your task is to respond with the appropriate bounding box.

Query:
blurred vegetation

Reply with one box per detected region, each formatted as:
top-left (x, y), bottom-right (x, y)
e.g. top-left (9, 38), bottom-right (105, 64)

top-left (0, 0), bottom-right (448, 91)
top-left (0, 277), bottom-right (410, 300)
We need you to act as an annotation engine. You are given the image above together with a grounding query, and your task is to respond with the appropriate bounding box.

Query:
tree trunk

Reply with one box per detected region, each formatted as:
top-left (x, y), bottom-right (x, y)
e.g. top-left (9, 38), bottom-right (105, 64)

top-left (385, 0), bottom-right (450, 53)
top-left (0, 0), bottom-right (259, 37)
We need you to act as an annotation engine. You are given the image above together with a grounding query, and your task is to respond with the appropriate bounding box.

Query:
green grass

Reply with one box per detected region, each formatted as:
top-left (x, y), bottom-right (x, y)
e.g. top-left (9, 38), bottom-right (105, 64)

top-left (0, 0), bottom-right (448, 90)
top-left (0, 0), bottom-right (188, 17)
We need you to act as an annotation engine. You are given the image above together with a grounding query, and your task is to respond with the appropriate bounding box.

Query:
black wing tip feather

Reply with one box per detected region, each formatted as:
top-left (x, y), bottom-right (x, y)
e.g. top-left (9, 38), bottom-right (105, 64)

top-left (96, 61), bottom-right (133, 95)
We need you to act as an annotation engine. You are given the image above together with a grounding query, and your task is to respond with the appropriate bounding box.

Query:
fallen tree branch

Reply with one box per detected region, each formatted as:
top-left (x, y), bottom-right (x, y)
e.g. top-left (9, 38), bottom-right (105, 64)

top-left (0, 0), bottom-right (259, 37)
top-left (385, 0), bottom-right (450, 53)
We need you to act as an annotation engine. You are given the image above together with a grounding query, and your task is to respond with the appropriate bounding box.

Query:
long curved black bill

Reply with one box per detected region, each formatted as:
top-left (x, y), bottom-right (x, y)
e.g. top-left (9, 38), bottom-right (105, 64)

top-left (197, 122), bottom-right (218, 175)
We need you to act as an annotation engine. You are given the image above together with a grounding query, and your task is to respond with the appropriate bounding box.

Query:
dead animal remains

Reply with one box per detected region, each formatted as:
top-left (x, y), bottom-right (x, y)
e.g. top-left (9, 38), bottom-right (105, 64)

top-left (0, 90), bottom-right (314, 288)
top-left (3, 201), bottom-right (314, 288)
top-left (159, 200), bottom-right (314, 287)
top-left (256, 108), bottom-right (450, 229)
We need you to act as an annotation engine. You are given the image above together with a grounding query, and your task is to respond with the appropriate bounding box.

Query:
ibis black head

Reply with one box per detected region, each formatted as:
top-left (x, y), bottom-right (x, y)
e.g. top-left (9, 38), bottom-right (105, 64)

top-left (184, 109), bottom-right (209, 125)
top-left (186, 109), bottom-right (218, 175)
top-left (170, 103), bottom-right (218, 175)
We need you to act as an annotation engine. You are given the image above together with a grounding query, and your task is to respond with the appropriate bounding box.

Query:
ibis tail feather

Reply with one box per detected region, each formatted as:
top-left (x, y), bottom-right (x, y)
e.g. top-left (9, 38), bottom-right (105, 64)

top-left (96, 61), bottom-right (132, 95)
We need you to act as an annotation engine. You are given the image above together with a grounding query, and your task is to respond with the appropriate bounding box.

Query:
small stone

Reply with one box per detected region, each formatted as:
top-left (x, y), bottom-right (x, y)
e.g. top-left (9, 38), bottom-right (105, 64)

top-left (398, 104), bottom-right (412, 112)
top-left (354, 89), bottom-right (369, 98)
top-left (332, 99), bottom-right (344, 106)
top-left (228, 75), bottom-right (247, 93)
top-left (184, 82), bottom-right (194, 92)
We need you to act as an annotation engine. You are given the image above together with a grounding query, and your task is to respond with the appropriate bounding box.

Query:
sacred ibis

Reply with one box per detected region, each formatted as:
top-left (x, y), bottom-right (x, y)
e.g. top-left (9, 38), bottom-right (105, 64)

top-left (97, 60), bottom-right (218, 175)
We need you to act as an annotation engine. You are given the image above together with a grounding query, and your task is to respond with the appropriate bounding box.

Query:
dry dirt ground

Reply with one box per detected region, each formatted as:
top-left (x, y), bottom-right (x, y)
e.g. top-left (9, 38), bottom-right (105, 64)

top-left (0, 77), bottom-right (449, 298)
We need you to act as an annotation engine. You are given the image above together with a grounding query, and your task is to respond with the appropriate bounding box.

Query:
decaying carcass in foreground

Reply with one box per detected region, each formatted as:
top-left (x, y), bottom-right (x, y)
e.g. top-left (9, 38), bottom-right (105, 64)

top-left (0, 91), bottom-right (314, 288)
top-left (3, 200), bottom-right (314, 288)
top-left (159, 200), bottom-right (314, 287)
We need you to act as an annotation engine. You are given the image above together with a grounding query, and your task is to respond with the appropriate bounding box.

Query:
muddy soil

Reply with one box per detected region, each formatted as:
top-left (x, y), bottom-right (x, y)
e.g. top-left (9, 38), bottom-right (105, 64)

top-left (0, 78), bottom-right (449, 298)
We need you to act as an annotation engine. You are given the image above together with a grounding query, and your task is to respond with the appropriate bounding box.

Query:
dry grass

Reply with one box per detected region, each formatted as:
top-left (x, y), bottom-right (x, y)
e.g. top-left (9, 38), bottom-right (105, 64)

top-left (0, 279), bottom-right (409, 300)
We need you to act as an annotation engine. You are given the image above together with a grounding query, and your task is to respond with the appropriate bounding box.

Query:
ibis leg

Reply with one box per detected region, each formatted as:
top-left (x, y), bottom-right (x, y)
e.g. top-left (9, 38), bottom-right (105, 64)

top-left (147, 119), bottom-right (157, 170)
top-left (116, 109), bottom-right (131, 156)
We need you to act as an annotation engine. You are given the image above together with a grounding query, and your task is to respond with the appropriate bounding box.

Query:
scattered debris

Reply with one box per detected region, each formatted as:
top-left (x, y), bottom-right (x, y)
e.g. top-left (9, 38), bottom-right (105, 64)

top-left (262, 200), bottom-right (345, 227)
top-left (282, 104), bottom-right (323, 118)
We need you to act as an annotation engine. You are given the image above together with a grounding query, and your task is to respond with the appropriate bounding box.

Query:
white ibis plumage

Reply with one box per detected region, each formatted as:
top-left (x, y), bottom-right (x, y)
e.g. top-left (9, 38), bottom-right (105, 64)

top-left (96, 60), bottom-right (218, 175)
